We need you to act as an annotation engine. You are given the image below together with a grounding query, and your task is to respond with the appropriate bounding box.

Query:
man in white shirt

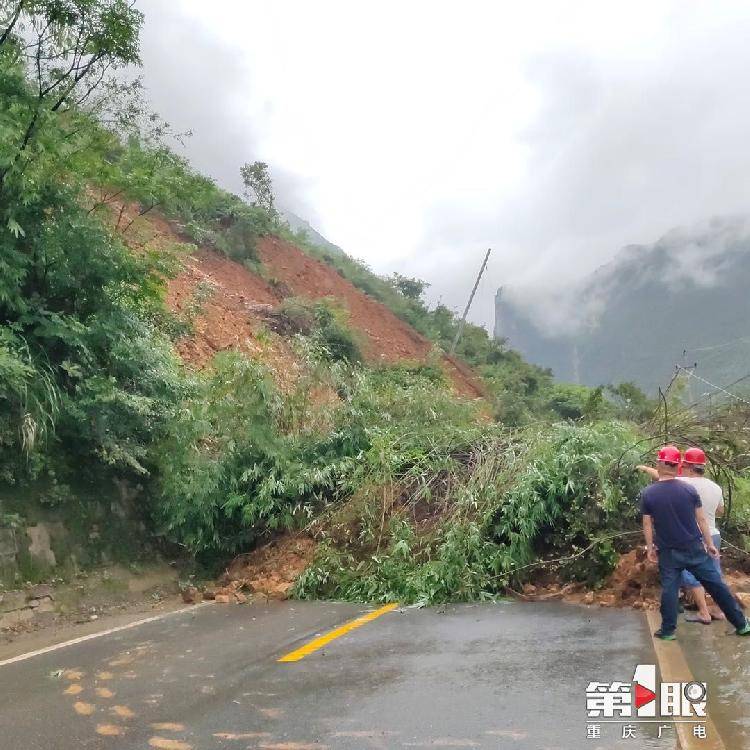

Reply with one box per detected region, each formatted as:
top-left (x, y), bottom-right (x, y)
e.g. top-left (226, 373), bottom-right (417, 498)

top-left (678, 447), bottom-right (725, 623)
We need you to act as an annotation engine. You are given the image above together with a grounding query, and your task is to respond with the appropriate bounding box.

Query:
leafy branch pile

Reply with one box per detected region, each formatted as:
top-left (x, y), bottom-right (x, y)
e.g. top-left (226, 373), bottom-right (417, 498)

top-left (153, 349), bottom-right (476, 564)
top-left (295, 421), bottom-right (645, 604)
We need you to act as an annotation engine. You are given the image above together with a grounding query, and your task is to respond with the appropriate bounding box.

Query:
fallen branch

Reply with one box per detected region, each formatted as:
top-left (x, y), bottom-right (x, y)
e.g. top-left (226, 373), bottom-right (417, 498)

top-left (491, 530), bottom-right (643, 580)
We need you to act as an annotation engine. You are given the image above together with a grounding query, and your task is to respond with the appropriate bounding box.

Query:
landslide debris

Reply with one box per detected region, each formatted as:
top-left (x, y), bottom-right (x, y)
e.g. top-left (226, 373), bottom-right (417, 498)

top-left (220, 535), bottom-right (316, 601)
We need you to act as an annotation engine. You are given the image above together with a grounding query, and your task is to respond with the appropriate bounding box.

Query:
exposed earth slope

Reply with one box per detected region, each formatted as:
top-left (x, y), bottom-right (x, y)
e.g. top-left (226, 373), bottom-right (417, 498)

top-left (144, 212), bottom-right (485, 397)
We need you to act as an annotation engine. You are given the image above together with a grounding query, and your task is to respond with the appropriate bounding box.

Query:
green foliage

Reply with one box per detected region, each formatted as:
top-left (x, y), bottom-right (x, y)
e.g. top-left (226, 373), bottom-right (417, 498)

top-left (155, 354), bottom-right (287, 556)
top-left (278, 298), bottom-right (363, 364)
top-left (154, 353), bottom-right (481, 559)
top-left (240, 160), bottom-right (277, 220)
top-left (0, 181), bottom-right (186, 484)
top-left (0, 0), bottom-right (143, 201)
top-left (388, 273), bottom-right (429, 300)
top-left (606, 382), bottom-right (658, 422)
top-left (489, 422), bottom-right (643, 583)
top-left (0, 5), bottom-right (188, 522)
top-left (730, 472), bottom-right (750, 543)
top-left (296, 421), bottom-right (645, 603)
top-left (85, 136), bottom-right (274, 267)
top-left (546, 383), bottom-right (602, 421)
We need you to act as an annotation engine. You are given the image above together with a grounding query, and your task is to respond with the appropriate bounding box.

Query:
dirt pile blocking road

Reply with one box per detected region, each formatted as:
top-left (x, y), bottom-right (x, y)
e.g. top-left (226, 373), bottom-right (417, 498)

top-left (219, 535), bottom-right (316, 600)
top-left (521, 548), bottom-right (750, 612)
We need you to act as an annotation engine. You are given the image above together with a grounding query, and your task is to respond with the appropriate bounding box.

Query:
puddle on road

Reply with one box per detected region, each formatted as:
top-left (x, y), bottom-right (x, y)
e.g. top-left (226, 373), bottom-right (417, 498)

top-left (680, 621), bottom-right (750, 748)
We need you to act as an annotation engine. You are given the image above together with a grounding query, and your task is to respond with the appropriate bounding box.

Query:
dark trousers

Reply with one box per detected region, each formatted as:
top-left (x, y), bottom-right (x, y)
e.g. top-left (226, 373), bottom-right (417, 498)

top-left (658, 543), bottom-right (746, 634)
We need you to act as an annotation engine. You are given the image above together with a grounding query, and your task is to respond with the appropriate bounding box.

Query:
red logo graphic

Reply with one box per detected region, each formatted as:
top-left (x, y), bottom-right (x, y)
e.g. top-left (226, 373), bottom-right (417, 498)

top-left (635, 682), bottom-right (656, 709)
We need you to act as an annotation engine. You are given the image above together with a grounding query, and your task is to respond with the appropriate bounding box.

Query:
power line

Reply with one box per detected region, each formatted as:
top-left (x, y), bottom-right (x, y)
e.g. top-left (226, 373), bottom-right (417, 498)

top-left (683, 334), bottom-right (750, 355)
top-left (661, 369), bottom-right (750, 425)
top-left (675, 365), bottom-right (750, 408)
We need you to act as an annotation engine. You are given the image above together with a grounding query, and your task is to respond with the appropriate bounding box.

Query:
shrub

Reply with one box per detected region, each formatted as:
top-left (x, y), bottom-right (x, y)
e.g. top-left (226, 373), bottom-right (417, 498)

top-left (296, 421), bottom-right (646, 604)
top-left (277, 298), bottom-right (364, 365)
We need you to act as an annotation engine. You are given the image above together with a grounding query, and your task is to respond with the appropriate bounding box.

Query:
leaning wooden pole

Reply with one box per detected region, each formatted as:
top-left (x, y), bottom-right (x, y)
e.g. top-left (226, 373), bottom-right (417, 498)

top-left (450, 248), bottom-right (491, 355)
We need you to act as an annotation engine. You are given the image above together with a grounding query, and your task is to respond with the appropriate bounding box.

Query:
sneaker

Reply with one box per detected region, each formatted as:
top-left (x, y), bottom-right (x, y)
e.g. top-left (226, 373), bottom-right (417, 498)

top-left (654, 629), bottom-right (677, 641)
top-left (737, 622), bottom-right (750, 636)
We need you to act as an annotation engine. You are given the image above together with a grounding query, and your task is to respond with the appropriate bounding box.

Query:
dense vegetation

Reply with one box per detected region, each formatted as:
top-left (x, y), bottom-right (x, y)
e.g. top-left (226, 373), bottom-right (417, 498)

top-left (1, 1), bottom-right (748, 598)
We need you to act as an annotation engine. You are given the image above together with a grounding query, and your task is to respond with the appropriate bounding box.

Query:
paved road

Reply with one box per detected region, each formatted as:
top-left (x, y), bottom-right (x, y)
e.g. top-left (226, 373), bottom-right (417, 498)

top-left (679, 617), bottom-right (750, 749)
top-left (0, 601), bottom-right (680, 750)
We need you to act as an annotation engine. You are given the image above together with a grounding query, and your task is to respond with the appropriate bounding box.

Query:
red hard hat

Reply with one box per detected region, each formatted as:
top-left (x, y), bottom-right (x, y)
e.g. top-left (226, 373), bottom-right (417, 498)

top-left (657, 445), bottom-right (681, 464)
top-left (683, 447), bottom-right (707, 466)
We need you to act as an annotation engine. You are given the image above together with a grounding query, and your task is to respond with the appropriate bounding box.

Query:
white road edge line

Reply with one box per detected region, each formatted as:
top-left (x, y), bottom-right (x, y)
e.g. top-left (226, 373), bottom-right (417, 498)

top-left (0, 601), bottom-right (212, 669)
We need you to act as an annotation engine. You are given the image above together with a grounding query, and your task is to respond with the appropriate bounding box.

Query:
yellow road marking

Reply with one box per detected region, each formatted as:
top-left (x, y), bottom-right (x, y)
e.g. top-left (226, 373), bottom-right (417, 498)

top-left (646, 611), bottom-right (725, 750)
top-left (278, 603), bottom-right (398, 662)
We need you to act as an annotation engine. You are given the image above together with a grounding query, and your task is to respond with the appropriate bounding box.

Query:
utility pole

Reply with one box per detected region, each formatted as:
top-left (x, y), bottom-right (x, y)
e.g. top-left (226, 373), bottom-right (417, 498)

top-left (450, 248), bottom-right (491, 355)
top-left (682, 350), bottom-right (697, 403)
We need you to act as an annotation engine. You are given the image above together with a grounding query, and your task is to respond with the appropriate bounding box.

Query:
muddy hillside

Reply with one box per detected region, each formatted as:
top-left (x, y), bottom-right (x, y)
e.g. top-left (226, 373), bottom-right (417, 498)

top-left (158, 216), bottom-right (484, 397)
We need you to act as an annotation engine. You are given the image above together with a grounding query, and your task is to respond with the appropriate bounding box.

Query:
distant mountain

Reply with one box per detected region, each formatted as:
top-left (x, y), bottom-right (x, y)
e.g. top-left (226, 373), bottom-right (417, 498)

top-left (282, 211), bottom-right (345, 257)
top-left (495, 216), bottom-right (750, 394)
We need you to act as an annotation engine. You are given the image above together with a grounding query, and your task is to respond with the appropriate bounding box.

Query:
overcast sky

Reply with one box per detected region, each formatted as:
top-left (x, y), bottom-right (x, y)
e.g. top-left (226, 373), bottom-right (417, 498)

top-left (137, 0), bottom-right (750, 329)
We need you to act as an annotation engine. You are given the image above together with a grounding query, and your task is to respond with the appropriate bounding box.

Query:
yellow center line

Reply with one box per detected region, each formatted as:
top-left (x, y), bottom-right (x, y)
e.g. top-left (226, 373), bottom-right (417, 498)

top-left (278, 603), bottom-right (399, 662)
top-left (646, 610), bottom-right (726, 750)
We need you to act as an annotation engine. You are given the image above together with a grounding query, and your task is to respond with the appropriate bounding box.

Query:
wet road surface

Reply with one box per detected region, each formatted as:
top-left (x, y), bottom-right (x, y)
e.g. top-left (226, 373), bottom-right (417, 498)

top-left (0, 600), bottom-right (687, 749)
top-left (679, 616), bottom-right (750, 749)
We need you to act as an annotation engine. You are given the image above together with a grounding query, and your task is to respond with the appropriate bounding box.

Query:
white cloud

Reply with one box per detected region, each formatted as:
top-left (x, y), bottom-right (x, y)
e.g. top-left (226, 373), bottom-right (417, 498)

top-left (137, 0), bottom-right (750, 330)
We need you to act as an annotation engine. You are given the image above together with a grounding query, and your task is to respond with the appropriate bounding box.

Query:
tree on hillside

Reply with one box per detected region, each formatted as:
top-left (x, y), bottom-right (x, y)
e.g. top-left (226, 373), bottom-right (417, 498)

top-left (240, 160), bottom-right (277, 220)
top-left (0, 0), bottom-right (143, 199)
top-left (389, 273), bottom-right (429, 300)
top-left (606, 382), bottom-right (657, 422)
top-left (0, 0), bottom-right (185, 486)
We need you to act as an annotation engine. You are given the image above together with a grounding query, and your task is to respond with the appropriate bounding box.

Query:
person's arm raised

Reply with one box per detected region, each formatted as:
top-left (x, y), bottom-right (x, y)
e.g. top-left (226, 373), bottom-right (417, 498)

top-left (636, 465), bottom-right (659, 481)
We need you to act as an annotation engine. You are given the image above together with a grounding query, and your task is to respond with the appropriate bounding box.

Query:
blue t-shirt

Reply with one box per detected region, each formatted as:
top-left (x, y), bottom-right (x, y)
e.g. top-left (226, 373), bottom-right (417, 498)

top-left (640, 479), bottom-right (702, 550)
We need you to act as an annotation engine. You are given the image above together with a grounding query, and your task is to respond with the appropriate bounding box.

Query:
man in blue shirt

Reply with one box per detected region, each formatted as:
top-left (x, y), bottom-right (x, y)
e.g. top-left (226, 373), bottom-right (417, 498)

top-left (641, 445), bottom-right (749, 640)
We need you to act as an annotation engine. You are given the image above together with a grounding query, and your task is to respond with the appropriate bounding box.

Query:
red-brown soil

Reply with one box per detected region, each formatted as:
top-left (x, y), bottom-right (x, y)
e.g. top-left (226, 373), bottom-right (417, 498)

top-left (515, 549), bottom-right (660, 609)
top-left (256, 236), bottom-right (485, 397)
top-left (157, 228), bottom-right (485, 396)
top-left (107, 199), bottom-right (486, 396)
top-left (520, 547), bottom-right (750, 612)
top-left (257, 237), bottom-right (429, 362)
top-left (220, 534), bottom-right (317, 600)
top-left (164, 249), bottom-right (303, 389)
